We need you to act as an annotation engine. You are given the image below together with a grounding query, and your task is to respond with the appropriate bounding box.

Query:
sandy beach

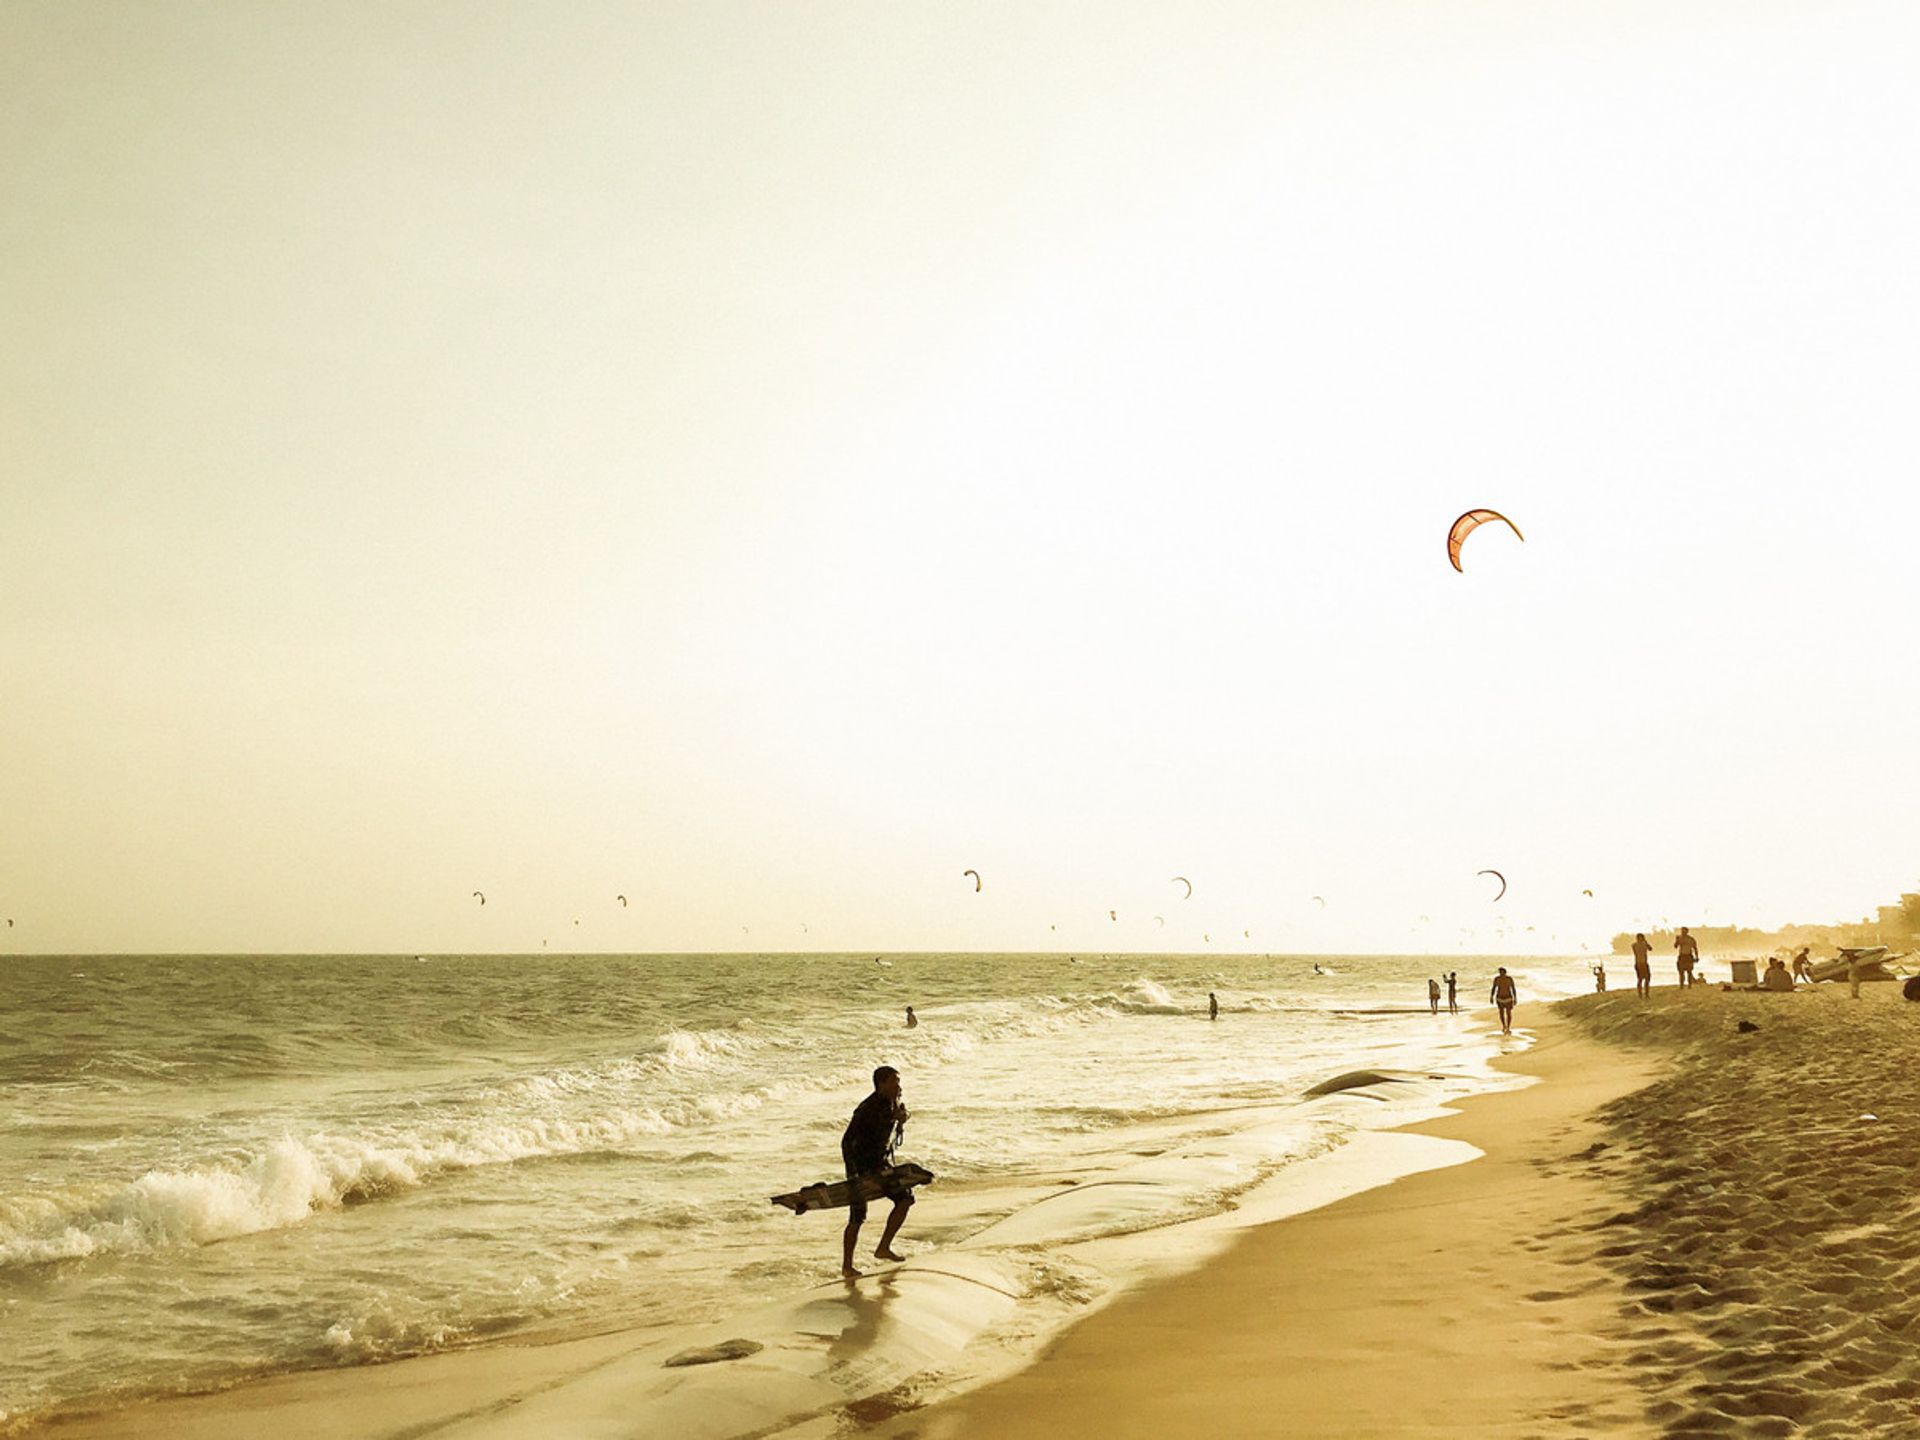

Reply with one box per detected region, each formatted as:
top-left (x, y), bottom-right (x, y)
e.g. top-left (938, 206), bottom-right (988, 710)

top-left (36, 981), bottom-right (1920, 1439)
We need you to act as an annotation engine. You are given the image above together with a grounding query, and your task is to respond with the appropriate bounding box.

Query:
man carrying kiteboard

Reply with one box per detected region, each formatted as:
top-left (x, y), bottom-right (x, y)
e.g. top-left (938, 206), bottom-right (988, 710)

top-left (841, 1065), bottom-right (913, 1276)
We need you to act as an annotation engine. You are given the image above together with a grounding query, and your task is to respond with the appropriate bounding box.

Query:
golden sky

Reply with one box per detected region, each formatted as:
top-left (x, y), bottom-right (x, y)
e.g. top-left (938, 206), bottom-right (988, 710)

top-left (3, 2), bottom-right (1916, 954)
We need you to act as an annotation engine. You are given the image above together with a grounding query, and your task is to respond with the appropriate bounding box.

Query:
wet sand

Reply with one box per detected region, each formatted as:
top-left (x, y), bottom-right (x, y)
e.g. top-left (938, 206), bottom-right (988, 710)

top-left (877, 1009), bottom-right (1662, 1440)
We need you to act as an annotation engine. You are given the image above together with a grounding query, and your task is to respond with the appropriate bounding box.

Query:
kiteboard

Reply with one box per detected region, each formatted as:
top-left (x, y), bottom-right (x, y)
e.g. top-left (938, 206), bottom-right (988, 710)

top-left (770, 1164), bottom-right (935, 1215)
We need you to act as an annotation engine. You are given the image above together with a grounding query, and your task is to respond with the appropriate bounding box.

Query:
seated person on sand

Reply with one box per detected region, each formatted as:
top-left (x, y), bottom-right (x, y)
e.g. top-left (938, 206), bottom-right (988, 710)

top-left (1761, 957), bottom-right (1793, 991)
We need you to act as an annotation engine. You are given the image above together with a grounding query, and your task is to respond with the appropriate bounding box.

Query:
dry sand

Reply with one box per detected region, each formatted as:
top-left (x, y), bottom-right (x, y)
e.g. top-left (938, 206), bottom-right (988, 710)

top-left (1558, 982), bottom-right (1920, 1438)
top-left (43, 982), bottom-right (1920, 1439)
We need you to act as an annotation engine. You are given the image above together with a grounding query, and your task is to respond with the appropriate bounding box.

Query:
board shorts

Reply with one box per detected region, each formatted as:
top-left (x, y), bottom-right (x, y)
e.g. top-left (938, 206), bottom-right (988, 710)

top-left (846, 1165), bottom-right (915, 1225)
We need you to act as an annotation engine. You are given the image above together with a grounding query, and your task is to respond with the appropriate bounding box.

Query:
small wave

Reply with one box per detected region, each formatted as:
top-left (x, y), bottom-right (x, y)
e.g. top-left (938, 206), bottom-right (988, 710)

top-left (501, 1029), bottom-right (757, 1102)
top-left (0, 1107), bottom-right (678, 1269)
top-left (1091, 979), bottom-right (1191, 1015)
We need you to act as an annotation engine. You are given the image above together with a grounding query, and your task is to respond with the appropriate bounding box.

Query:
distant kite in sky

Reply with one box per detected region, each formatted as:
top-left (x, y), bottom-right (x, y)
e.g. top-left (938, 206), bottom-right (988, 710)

top-left (963, 869), bottom-right (983, 893)
top-left (1312, 896), bottom-right (1326, 909)
top-left (1153, 915), bottom-right (1165, 928)
top-left (1109, 910), bottom-right (1117, 922)
top-left (1582, 889), bottom-right (1595, 898)
top-left (616, 894), bottom-right (628, 907)
top-left (1171, 876), bottom-right (1193, 900)
top-left (1447, 509), bottom-right (1524, 572)
top-left (472, 891), bottom-right (486, 906)
top-left (1477, 869), bottom-right (1508, 902)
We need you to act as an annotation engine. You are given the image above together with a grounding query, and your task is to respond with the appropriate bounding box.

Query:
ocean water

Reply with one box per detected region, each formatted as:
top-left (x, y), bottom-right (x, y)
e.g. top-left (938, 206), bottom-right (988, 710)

top-left (0, 952), bottom-right (1589, 1429)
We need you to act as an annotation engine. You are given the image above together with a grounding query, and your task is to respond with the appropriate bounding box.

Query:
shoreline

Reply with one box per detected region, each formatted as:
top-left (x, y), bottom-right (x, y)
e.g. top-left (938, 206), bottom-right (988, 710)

top-left (25, 1006), bottom-right (1553, 1439)
top-left (872, 1003), bottom-right (1664, 1439)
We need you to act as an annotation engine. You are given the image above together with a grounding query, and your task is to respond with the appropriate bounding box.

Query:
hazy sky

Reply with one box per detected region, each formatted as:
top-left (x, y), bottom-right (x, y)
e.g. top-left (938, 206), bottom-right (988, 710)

top-left (4, 2), bottom-right (1917, 954)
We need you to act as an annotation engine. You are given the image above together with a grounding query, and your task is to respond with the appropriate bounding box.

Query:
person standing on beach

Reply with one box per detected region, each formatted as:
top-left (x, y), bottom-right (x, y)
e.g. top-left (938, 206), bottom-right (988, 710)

top-left (841, 1066), bottom-right (912, 1277)
top-left (1632, 933), bottom-right (1653, 998)
top-left (904, 1006), bottom-right (918, 1028)
top-left (1209, 991), bottom-right (1219, 1021)
top-left (1489, 968), bottom-right (1517, 1034)
top-left (1445, 971), bottom-right (1459, 1013)
top-left (1674, 927), bottom-right (1699, 987)
top-left (1791, 948), bottom-right (1812, 985)
top-left (1427, 977), bottom-right (1441, 1014)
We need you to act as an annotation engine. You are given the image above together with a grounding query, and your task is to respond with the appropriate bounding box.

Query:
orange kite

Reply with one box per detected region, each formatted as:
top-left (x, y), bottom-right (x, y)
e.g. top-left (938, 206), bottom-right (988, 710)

top-left (1447, 509), bottom-right (1524, 572)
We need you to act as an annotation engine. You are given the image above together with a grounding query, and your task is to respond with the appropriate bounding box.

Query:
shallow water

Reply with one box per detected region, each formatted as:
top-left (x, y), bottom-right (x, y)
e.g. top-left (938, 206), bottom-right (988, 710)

top-left (0, 952), bottom-right (1587, 1426)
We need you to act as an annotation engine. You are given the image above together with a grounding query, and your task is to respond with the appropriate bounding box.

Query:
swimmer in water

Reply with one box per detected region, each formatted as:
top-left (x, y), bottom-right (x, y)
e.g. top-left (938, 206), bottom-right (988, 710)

top-left (904, 1006), bottom-right (918, 1029)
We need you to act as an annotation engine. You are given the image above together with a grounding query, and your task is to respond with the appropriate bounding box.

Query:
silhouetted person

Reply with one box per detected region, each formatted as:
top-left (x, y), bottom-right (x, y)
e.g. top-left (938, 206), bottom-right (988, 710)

top-left (841, 1066), bottom-right (912, 1277)
top-left (1632, 933), bottom-right (1652, 998)
top-left (1427, 977), bottom-right (1441, 1014)
top-left (1761, 956), bottom-right (1793, 991)
top-left (1209, 991), bottom-right (1219, 1021)
top-left (1490, 968), bottom-right (1517, 1034)
top-left (1674, 927), bottom-right (1699, 987)
top-left (1445, 971), bottom-right (1459, 1013)
top-left (1592, 962), bottom-right (1607, 992)
top-left (1791, 948), bottom-right (1812, 985)
top-left (904, 1006), bottom-right (918, 1028)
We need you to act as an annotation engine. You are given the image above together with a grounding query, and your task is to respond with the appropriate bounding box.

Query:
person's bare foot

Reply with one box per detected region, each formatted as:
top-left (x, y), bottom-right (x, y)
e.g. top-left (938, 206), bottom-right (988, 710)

top-left (874, 1247), bottom-right (906, 1263)
top-left (842, 1265), bottom-right (862, 1280)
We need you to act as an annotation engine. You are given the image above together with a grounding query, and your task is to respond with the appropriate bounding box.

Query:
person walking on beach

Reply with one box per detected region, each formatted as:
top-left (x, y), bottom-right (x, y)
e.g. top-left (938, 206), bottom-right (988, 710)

top-left (1674, 927), bottom-right (1699, 987)
top-left (1445, 971), bottom-right (1459, 1014)
top-left (841, 1066), bottom-right (913, 1277)
top-left (1209, 991), bottom-right (1219, 1021)
top-left (1592, 961), bottom-right (1607, 992)
top-left (1489, 968), bottom-right (1517, 1034)
top-left (1632, 933), bottom-right (1653, 998)
top-left (1791, 948), bottom-right (1812, 985)
top-left (1427, 977), bottom-right (1441, 1014)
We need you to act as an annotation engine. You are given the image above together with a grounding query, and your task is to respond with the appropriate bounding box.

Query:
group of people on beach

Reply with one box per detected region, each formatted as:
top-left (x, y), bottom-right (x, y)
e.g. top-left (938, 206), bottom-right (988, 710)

top-left (1423, 969), bottom-right (1519, 1032)
top-left (1610, 933), bottom-right (1823, 996)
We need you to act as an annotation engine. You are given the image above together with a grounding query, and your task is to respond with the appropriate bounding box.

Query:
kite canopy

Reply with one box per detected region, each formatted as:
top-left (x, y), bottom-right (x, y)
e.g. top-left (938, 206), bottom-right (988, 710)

top-left (963, 869), bottom-right (983, 893)
top-left (472, 891), bottom-right (486, 906)
top-left (1477, 869), bottom-right (1508, 902)
top-left (1447, 509), bottom-right (1524, 572)
top-left (1171, 876), bottom-right (1193, 900)
top-left (616, 894), bottom-right (628, 907)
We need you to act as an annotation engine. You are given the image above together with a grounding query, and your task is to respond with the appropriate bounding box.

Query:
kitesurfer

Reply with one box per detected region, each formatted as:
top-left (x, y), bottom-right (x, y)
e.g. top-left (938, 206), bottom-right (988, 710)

top-left (841, 1066), bottom-right (913, 1277)
top-left (1445, 971), bottom-right (1459, 1014)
